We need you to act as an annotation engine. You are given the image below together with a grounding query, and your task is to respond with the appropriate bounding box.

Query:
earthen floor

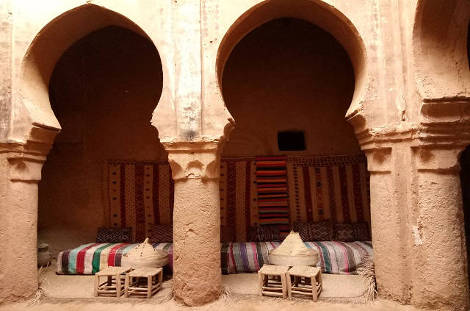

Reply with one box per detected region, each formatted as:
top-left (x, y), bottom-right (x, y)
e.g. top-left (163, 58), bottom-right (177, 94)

top-left (0, 268), bottom-right (421, 311)
top-left (0, 296), bottom-right (422, 311)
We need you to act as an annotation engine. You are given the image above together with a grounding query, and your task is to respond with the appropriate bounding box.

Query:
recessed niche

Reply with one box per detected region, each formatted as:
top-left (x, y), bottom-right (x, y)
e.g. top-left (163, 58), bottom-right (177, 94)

top-left (278, 131), bottom-right (306, 151)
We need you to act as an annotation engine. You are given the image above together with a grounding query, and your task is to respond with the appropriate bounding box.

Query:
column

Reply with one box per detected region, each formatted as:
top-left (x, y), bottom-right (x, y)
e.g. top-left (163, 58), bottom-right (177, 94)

top-left (364, 144), bottom-right (413, 303)
top-left (0, 146), bottom-right (46, 302)
top-left (165, 141), bottom-right (222, 306)
top-left (412, 146), bottom-right (469, 310)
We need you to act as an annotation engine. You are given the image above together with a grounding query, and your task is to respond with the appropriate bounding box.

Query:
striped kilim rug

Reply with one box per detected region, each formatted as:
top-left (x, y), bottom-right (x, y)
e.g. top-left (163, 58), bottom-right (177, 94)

top-left (107, 161), bottom-right (174, 241)
top-left (219, 158), bottom-right (257, 241)
top-left (255, 156), bottom-right (290, 235)
top-left (107, 155), bottom-right (369, 243)
top-left (287, 155), bottom-right (370, 224)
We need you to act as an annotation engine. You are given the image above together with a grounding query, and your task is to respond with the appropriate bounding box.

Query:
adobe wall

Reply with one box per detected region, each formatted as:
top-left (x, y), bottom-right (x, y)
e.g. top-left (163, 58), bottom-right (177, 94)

top-left (0, 0), bottom-right (469, 309)
top-left (37, 26), bottom-right (165, 256)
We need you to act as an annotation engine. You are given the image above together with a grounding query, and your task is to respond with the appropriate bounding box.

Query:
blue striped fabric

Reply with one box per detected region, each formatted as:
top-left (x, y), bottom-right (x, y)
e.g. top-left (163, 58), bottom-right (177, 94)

top-left (222, 241), bottom-right (372, 274)
top-left (57, 241), bottom-right (372, 275)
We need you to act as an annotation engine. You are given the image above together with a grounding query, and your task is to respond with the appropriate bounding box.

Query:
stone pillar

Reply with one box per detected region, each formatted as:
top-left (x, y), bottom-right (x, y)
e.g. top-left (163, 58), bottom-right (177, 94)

top-left (152, 0), bottom-right (234, 304)
top-left (365, 140), bottom-right (470, 310)
top-left (411, 146), bottom-right (469, 310)
top-left (165, 141), bottom-right (222, 306)
top-left (0, 145), bottom-right (46, 302)
top-left (364, 144), bottom-right (413, 303)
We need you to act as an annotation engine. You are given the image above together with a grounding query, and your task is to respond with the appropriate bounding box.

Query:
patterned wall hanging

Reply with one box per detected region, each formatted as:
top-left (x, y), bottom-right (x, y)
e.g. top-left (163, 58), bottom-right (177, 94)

top-left (219, 157), bottom-right (258, 241)
top-left (107, 161), bottom-right (174, 241)
top-left (255, 156), bottom-right (290, 235)
top-left (287, 155), bottom-right (370, 225)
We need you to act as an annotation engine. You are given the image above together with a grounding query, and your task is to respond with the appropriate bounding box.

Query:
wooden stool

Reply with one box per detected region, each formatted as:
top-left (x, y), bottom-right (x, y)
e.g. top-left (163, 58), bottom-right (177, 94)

top-left (124, 267), bottom-right (163, 298)
top-left (286, 265), bottom-right (322, 301)
top-left (258, 264), bottom-right (290, 298)
top-left (94, 266), bottom-right (131, 297)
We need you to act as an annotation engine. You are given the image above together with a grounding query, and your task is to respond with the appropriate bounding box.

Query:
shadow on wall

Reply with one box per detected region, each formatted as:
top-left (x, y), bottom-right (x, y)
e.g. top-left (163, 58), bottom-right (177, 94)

top-left (38, 26), bottom-right (164, 255)
top-left (461, 146), bottom-right (470, 291)
top-left (221, 18), bottom-right (358, 157)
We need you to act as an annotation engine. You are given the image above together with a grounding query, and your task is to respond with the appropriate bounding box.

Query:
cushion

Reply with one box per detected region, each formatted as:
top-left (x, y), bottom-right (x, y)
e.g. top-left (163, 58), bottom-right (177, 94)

top-left (248, 225), bottom-right (281, 242)
top-left (292, 222), bottom-right (301, 232)
top-left (221, 226), bottom-right (235, 242)
top-left (96, 227), bottom-right (133, 243)
top-left (352, 222), bottom-right (371, 241)
top-left (149, 224), bottom-right (173, 243)
top-left (334, 223), bottom-right (355, 242)
top-left (296, 221), bottom-right (333, 241)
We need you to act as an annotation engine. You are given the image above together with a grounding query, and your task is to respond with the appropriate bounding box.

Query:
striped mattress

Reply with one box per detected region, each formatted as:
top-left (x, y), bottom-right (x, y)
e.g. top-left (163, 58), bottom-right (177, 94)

top-left (57, 243), bottom-right (173, 275)
top-left (57, 241), bottom-right (372, 275)
top-left (223, 241), bottom-right (372, 275)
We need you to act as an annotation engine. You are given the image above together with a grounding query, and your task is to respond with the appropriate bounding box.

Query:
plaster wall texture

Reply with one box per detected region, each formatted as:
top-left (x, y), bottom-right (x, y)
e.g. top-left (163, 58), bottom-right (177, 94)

top-left (367, 144), bottom-right (412, 303)
top-left (413, 171), bottom-right (467, 309)
top-left (413, 0), bottom-right (470, 100)
top-left (0, 1), bottom-right (12, 141)
top-left (0, 153), bottom-right (43, 302)
top-left (172, 177), bottom-right (222, 305)
top-left (0, 0), bottom-right (469, 309)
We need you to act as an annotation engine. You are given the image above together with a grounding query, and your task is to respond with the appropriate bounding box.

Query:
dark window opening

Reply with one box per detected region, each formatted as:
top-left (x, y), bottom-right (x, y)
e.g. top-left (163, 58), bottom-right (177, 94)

top-left (278, 131), bottom-right (306, 151)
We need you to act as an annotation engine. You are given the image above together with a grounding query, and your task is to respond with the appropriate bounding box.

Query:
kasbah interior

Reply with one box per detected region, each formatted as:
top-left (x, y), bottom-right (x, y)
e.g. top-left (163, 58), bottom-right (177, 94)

top-left (0, 0), bottom-right (469, 311)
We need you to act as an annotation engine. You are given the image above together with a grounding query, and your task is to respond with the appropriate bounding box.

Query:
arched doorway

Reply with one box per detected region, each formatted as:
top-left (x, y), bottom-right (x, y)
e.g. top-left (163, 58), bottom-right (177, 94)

top-left (38, 25), bottom-right (166, 256)
top-left (4, 4), bottom-right (170, 300)
top-left (222, 18), bottom-right (358, 156)
top-left (217, 15), bottom-right (372, 275)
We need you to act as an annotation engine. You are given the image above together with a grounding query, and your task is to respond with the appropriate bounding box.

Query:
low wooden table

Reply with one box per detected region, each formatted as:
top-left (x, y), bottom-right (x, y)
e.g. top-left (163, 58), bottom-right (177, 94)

top-left (286, 265), bottom-right (322, 301)
top-left (124, 267), bottom-right (163, 298)
top-left (258, 264), bottom-right (290, 298)
top-left (94, 266), bottom-right (131, 297)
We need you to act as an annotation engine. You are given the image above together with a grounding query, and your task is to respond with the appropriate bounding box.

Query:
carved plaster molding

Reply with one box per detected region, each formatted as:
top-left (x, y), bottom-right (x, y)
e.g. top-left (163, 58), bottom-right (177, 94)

top-left (358, 131), bottom-right (467, 175)
top-left (7, 156), bottom-right (45, 183)
top-left (2, 124), bottom-right (58, 155)
top-left (0, 145), bottom-right (47, 183)
top-left (418, 98), bottom-right (470, 146)
top-left (412, 146), bottom-right (464, 174)
top-left (0, 124), bottom-right (57, 183)
top-left (357, 126), bottom-right (417, 149)
top-left (363, 147), bottom-right (392, 174)
top-left (356, 123), bottom-right (470, 153)
top-left (421, 98), bottom-right (470, 123)
top-left (162, 140), bottom-right (223, 182)
top-left (353, 117), bottom-right (468, 175)
top-left (349, 96), bottom-right (470, 151)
